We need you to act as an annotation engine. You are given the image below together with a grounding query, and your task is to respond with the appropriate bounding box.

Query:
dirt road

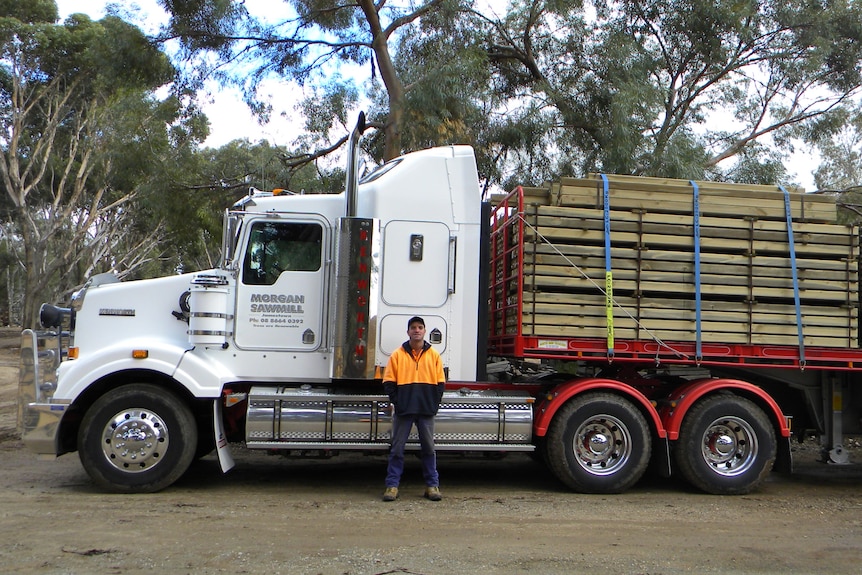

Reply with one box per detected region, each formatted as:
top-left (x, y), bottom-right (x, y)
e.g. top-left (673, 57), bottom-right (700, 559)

top-left (1, 332), bottom-right (861, 575)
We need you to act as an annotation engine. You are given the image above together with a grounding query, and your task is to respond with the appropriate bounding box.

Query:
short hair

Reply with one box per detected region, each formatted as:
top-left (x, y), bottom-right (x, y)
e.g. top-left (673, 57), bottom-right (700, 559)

top-left (407, 316), bottom-right (425, 328)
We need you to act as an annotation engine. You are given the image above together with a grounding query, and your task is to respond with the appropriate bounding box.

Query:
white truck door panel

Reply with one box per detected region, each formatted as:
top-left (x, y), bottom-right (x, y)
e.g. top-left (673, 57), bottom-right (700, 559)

top-left (379, 314), bottom-right (447, 358)
top-left (381, 220), bottom-right (450, 307)
top-left (234, 218), bottom-right (327, 350)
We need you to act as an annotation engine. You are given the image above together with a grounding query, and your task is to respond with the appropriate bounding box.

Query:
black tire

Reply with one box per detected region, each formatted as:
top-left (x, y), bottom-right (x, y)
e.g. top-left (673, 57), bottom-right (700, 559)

top-left (673, 394), bottom-right (776, 495)
top-left (78, 384), bottom-right (198, 493)
top-left (546, 392), bottom-right (652, 493)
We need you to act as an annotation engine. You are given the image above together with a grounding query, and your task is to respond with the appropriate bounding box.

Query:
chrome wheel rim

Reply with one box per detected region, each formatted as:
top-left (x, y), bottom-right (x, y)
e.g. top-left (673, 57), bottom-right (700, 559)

top-left (700, 416), bottom-right (757, 477)
top-left (573, 414), bottom-right (632, 476)
top-left (101, 408), bottom-right (169, 473)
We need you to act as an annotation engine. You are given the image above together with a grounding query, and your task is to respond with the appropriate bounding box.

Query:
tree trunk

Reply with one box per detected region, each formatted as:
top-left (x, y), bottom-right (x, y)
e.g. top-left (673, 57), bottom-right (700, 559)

top-left (359, 0), bottom-right (405, 161)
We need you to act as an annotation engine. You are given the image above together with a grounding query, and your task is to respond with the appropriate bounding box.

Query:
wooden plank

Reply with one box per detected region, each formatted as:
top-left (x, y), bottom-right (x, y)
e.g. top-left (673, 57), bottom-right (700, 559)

top-left (520, 275), bottom-right (854, 303)
top-left (555, 192), bottom-right (836, 222)
top-left (524, 300), bottom-right (858, 328)
top-left (516, 301), bottom-right (857, 330)
top-left (492, 173), bottom-right (859, 350)
top-left (525, 206), bottom-right (858, 248)
top-left (576, 174), bottom-right (811, 197)
top-left (508, 294), bottom-right (858, 346)
top-left (552, 174), bottom-right (837, 222)
top-left (556, 186), bottom-right (835, 216)
top-left (531, 204), bottom-right (851, 236)
top-left (523, 244), bottom-right (857, 274)
top-left (523, 290), bottom-right (858, 313)
top-left (523, 227), bottom-right (856, 259)
top-left (490, 186), bottom-right (550, 208)
top-left (521, 254), bottom-right (856, 283)
top-left (519, 264), bottom-right (856, 294)
top-left (515, 313), bottom-right (856, 339)
top-left (507, 323), bottom-right (856, 348)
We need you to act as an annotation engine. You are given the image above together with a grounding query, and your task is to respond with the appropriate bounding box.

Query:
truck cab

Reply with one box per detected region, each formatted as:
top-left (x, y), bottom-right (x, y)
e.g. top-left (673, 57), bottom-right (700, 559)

top-left (19, 140), bottom-right (533, 494)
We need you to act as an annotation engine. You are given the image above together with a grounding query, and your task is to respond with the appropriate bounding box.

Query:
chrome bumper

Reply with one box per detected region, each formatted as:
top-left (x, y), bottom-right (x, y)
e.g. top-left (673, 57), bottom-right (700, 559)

top-left (18, 329), bottom-right (69, 455)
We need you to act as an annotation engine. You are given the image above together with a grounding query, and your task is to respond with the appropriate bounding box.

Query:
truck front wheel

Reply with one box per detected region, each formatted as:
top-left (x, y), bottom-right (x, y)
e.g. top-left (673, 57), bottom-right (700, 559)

top-left (673, 394), bottom-right (776, 495)
top-left (545, 392), bottom-right (651, 493)
top-left (78, 384), bottom-right (198, 493)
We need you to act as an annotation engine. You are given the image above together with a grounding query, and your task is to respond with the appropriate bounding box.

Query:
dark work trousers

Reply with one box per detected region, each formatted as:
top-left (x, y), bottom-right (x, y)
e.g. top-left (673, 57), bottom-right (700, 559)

top-left (385, 413), bottom-right (439, 488)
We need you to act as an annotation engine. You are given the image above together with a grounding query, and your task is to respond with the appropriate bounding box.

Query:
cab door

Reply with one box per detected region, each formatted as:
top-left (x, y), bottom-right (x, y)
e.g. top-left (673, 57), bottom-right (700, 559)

top-left (234, 216), bottom-right (327, 350)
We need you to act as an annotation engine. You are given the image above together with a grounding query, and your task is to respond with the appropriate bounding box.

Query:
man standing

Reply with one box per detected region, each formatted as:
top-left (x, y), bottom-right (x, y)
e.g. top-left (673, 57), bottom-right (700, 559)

top-left (382, 316), bottom-right (446, 502)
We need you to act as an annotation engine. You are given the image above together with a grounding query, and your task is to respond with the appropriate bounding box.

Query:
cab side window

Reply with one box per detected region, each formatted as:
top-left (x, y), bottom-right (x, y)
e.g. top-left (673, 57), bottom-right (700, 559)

top-left (242, 222), bottom-right (322, 285)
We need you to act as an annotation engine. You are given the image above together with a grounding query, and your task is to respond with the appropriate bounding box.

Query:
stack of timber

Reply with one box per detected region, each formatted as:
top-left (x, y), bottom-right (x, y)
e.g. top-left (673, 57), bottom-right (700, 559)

top-left (495, 174), bottom-right (859, 349)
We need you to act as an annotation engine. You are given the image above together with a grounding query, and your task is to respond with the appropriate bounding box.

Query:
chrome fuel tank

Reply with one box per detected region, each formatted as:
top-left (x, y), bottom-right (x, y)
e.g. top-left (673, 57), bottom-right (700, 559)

top-left (245, 385), bottom-right (533, 451)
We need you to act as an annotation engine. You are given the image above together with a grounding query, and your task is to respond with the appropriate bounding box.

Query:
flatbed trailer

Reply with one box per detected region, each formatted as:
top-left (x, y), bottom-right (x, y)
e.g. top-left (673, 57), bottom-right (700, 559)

top-left (487, 181), bottom-right (861, 473)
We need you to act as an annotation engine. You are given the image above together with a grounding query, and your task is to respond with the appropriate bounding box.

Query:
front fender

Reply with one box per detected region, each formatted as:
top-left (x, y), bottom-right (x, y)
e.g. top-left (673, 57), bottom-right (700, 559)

top-left (55, 340), bottom-right (223, 401)
top-left (173, 349), bottom-right (237, 396)
top-left (533, 377), bottom-right (666, 439)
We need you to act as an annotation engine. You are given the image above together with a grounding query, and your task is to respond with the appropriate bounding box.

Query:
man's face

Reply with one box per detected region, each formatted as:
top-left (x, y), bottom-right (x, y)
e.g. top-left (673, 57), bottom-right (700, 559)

top-left (408, 321), bottom-right (425, 343)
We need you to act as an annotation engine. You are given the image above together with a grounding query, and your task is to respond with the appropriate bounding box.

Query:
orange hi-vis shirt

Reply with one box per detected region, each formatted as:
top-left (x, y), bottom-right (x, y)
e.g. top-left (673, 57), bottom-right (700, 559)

top-left (382, 341), bottom-right (446, 416)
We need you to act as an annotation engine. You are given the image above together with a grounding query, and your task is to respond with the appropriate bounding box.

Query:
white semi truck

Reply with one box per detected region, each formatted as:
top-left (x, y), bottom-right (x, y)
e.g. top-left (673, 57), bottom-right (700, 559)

top-left (18, 115), bottom-right (861, 494)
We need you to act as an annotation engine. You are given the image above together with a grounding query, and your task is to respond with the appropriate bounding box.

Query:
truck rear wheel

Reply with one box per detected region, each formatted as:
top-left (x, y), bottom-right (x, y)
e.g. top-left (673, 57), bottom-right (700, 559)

top-left (545, 392), bottom-right (651, 493)
top-left (674, 394), bottom-right (776, 495)
top-left (78, 384), bottom-right (198, 493)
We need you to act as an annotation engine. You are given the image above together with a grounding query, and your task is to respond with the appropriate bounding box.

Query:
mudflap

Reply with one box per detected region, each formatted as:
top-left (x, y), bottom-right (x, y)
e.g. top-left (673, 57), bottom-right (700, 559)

top-left (774, 434), bottom-right (793, 474)
top-left (652, 434), bottom-right (672, 478)
top-left (214, 399), bottom-right (235, 473)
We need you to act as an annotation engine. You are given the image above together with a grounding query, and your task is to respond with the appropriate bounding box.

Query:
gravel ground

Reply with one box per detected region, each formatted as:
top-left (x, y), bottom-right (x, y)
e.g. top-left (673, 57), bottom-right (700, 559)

top-left (2, 329), bottom-right (862, 575)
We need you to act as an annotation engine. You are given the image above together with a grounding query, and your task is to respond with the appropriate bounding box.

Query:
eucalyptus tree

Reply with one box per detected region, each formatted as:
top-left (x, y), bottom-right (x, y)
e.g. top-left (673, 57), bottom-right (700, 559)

top-left (805, 107), bottom-right (862, 224)
top-left (360, 3), bottom-right (499, 183)
top-left (478, 0), bottom-right (862, 184)
top-left (0, 1), bottom-right (202, 326)
top-left (159, 0), bottom-right (461, 163)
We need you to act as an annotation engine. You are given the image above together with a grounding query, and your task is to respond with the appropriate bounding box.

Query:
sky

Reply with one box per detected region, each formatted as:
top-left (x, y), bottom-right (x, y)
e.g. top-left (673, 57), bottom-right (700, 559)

top-left (54, 0), bottom-right (821, 190)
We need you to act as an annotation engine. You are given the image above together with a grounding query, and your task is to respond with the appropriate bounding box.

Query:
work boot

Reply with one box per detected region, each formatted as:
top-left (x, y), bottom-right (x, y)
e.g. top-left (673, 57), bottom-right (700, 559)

top-left (382, 486), bottom-right (398, 502)
top-left (424, 486), bottom-right (442, 501)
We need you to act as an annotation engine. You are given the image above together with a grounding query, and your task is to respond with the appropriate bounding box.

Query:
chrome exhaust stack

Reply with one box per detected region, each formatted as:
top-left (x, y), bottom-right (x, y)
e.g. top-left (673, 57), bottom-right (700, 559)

top-left (345, 111), bottom-right (367, 218)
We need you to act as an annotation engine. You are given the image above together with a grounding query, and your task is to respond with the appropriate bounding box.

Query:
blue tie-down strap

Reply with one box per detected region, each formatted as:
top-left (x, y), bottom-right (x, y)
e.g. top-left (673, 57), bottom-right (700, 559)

top-left (780, 185), bottom-right (805, 366)
top-left (600, 174), bottom-right (614, 359)
top-left (690, 180), bottom-right (703, 363)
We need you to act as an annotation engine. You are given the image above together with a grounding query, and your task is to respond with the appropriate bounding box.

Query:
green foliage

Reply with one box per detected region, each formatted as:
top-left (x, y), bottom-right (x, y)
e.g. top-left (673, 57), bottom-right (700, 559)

top-left (0, 0), bottom-right (203, 325)
top-left (473, 0), bottom-right (862, 190)
top-left (160, 0), bottom-right (244, 52)
top-left (812, 107), bottom-right (862, 201)
top-left (369, 3), bottom-right (491, 155)
top-left (144, 137), bottom-right (341, 274)
top-left (0, 0), bottom-right (57, 23)
top-left (151, 0), bottom-right (862, 195)
top-left (722, 143), bottom-right (788, 185)
top-left (298, 80), bottom-right (359, 140)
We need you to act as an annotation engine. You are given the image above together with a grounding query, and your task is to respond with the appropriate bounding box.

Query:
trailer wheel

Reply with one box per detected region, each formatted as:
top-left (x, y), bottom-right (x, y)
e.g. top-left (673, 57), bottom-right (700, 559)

top-left (545, 393), bottom-right (651, 493)
top-left (674, 394), bottom-right (776, 495)
top-left (78, 384), bottom-right (198, 493)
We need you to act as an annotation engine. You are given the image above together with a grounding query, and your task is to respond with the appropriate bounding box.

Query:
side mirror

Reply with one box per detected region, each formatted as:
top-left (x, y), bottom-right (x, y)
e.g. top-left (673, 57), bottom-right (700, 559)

top-left (40, 303), bottom-right (72, 329)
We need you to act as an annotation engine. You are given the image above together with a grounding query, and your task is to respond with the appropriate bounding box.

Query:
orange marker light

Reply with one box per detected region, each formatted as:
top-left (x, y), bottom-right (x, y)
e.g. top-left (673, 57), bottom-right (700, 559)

top-left (132, 349), bottom-right (149, 359)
